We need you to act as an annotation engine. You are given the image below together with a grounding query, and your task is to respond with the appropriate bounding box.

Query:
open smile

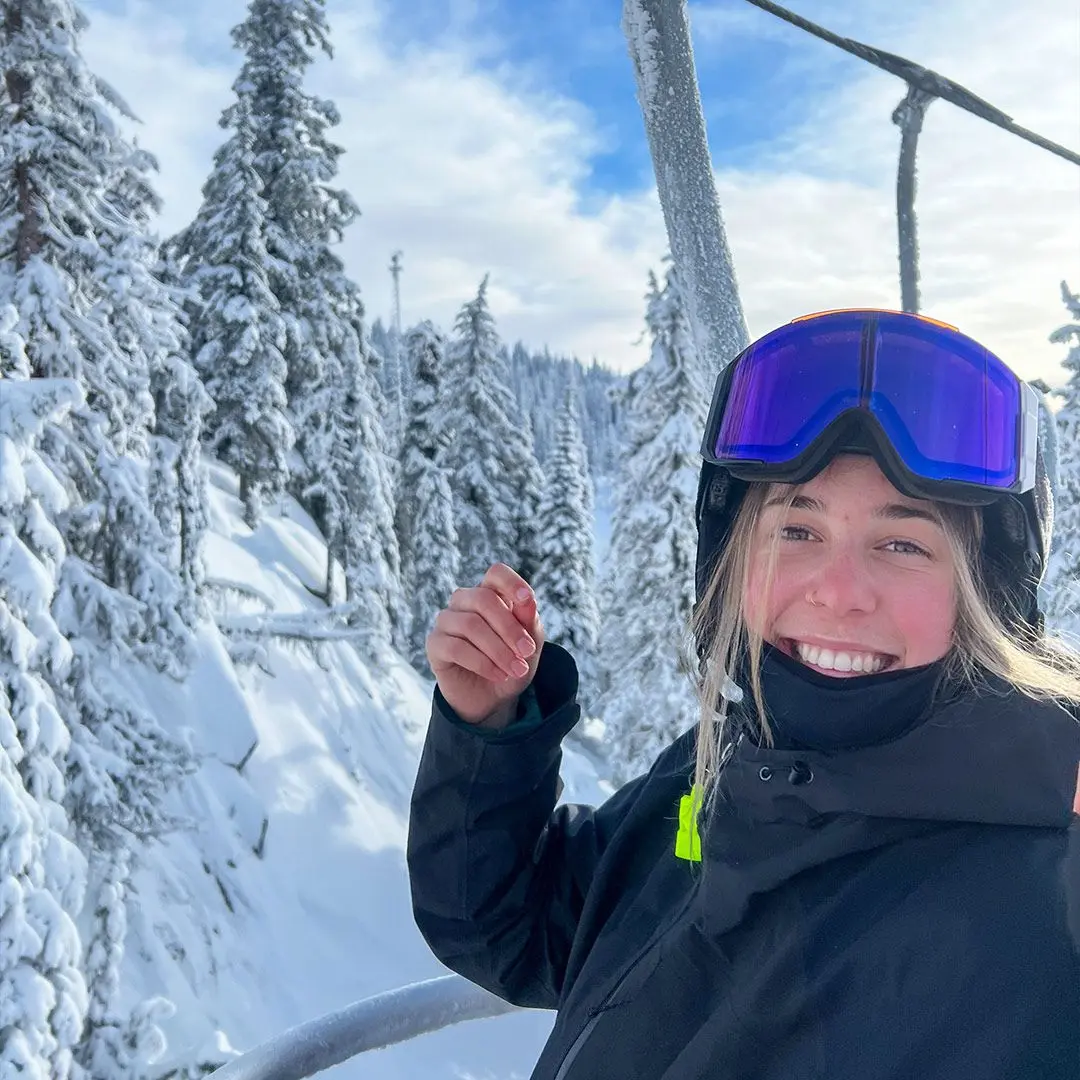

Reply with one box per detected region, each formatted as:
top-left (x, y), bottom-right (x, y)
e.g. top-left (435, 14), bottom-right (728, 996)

top-left (780, 638), bottom-right (899, 675)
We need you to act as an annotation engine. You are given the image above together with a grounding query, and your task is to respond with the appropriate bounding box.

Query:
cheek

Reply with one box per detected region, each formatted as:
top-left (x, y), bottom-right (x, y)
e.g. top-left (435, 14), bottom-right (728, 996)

top-left (742, 551), bottom-right (801, 637)
top-left (891, 580), bottom-right (956, 664)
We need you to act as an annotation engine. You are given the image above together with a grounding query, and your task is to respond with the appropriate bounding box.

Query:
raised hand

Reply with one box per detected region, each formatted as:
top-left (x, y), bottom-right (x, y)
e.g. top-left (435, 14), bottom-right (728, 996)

top-left (426, 562), bottom-right (545, 727)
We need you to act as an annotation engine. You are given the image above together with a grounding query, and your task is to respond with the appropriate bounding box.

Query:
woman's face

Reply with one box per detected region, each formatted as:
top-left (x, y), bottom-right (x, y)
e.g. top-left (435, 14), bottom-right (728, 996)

top-left (743, 455), bottom-right (957, 677)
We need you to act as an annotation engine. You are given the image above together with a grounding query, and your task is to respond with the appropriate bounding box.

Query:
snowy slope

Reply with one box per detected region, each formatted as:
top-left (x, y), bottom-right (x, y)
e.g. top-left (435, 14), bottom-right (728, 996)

top-left (121, 460), bottom-right (613, 1079)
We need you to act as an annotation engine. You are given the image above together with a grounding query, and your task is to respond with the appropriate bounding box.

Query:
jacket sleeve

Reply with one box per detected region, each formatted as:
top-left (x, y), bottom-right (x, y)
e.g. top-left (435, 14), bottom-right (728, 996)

top-left (407, 642), bottom-right (647, 1009)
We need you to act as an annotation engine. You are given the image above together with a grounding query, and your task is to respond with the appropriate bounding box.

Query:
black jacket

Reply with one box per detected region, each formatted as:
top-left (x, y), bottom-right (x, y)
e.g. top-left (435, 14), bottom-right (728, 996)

top-left (408, 644), bottom-right (1080, 1079)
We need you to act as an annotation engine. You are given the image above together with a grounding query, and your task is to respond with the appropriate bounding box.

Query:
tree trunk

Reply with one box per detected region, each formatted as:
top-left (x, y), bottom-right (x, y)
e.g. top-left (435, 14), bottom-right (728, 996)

top-left (622, 0), bottom-right (749, 376)
top-left (4, 3), bottom-right (45, 357)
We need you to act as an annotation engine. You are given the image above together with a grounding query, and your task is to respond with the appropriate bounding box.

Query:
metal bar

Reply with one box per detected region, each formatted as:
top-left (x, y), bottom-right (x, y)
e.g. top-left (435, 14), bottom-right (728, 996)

top-left (623, 0), bottom-right (749, 377)
top-left (742, 0), bottom-right (1080, 166)
top-left (892, 86), bottom-right (934, 313)
top-left (208, 975), bottom-right (520, 1080)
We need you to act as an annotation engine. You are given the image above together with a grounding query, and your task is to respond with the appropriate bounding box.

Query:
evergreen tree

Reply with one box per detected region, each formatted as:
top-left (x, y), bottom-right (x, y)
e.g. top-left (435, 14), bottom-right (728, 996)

top-left (109, 148), bottom-right (211, 637)
top-left (0, 10), bottom-right (196, 1068)
top-left (147, 338), bottom-right (212, 632)
top-left (507, 342), bottom-right (624, 481)
top-left (171, 93), bottom-right (293, 528)
top-left (532, 387), bottom-right (600, 701)
top-left (441, 277), bottom-right (541, 584)
top-left (0, 0), bottom-right (197, 786)
top-left (1043, 281), bottom-right (1080, 629)
top-left (170, 0), bottom-right (407, 648)
top-left (0, 0), bottom-right (194, 667)
top-left (511, 412), bottom-right (545, 584)
top-left (98, 144), bottom-right (207, 672)
top-left (0, 336), bottom-right (88, 1080)
top-left (397, 322), bottom-right (459, 670)
top-left (378, 323), bottom-right (407, 456)
top-left (598, 265), bottom-right (707, 782)
top-left (340, 294), bottom-right (407, 651)
top-left (227, 0), bottom-right (375, 484)
top-left (304, 305), bottom-right (405, 653)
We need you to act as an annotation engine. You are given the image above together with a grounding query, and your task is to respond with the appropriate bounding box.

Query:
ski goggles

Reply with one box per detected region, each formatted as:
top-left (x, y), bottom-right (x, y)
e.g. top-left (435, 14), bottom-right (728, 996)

top-left (700, 309), bottom-right (1039, 505)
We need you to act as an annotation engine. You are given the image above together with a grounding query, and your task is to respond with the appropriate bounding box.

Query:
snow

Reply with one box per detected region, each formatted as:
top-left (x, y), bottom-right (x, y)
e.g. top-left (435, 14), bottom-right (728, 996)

top-left (122, 458), bottom-right (610, 1079)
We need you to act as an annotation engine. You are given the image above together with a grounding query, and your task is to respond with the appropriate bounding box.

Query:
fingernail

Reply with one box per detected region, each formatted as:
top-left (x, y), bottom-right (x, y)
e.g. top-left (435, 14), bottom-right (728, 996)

top-left (510, 658), bottom-right (529, 678)
top-left (517, 636), bottom-right (535, 657)
top-left (515, 587), bottom-right (531, 601)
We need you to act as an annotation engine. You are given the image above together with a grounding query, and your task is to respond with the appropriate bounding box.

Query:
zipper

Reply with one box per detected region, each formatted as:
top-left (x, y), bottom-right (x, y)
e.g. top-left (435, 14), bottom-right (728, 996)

top-left (549, 888), bottom-right (698, 1080)
top-left (551, 1013), bottom-right (601, 1080)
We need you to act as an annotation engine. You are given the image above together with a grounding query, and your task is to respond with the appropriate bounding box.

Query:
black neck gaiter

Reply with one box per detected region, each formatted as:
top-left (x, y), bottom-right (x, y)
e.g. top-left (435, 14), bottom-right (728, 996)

top-left (732, 643), bottom-right (953, 752)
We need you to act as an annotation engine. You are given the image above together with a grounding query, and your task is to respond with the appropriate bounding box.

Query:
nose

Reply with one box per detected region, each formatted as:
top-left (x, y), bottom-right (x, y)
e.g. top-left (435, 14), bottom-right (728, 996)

top-left (807, 548), bottom-right (878, 616)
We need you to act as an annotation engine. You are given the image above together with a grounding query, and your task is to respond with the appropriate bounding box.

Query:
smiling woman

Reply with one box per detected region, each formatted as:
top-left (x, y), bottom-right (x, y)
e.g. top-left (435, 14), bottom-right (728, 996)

top-left (410, 308), bottom-right (1080, 1080)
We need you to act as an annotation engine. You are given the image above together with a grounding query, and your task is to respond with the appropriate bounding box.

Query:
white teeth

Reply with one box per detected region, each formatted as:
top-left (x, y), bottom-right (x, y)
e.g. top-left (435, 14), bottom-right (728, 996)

top-left (794, 642), bottom-right (887, 674)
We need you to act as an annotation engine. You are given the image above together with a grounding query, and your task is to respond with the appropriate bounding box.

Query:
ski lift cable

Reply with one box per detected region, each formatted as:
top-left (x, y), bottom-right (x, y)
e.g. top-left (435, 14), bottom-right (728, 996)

top-left (742, 0), bottom-right (1080, 168)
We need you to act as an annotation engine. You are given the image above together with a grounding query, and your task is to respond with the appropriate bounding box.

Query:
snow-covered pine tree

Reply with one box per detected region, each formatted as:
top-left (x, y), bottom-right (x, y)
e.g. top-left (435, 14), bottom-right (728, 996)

top-left (397, 321), bottom-right (460, 670)
top-left (0, 0), bottom-right (195, 669)
top-left (407, 461), bottom-right (459, 675)
top-left (74, 844), bottom-right (170, 1079)
top-left (103, 142), bottom-right (212, 635)
top-left (597, 263), bottom-right (707, 783)
top-left (0, 9), bottom-right (196, 1067)
top-left (170, 92), bottom-right (293, 528)
top-left (1043, 281), bottom-right (1080, 630)
top-left (340, 289), bottom-right (408, 651)
top-left (171, 0), bottom-right (408, 646)
top-left (532, 386), bottom-right (600, 702)
top-left (510, 411), bottom-right (545, 585)
top-left (0, 331), bottom-right (88, 1080)
top-left (147, 327), bottom-right (212, 632)
top-left (396, 321), bottom-right (444, 597)
top-left (441, 277), bottom-right (542, 585)
top-left (378, 324), bottom-right (408, 456)
top-left (95, 141), bottom-right (211, 672)
top-left (507, 344), bottom-right (624, 481)
top-left (227, 0), bottom-right (375, 477)
top-left (302, 295), bottom-right (406, 653)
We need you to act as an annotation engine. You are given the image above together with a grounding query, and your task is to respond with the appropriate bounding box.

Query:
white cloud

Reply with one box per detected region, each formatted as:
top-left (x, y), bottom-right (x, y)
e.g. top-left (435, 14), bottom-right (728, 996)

top-left (80, 0), bottom-right (1078, 384)
top-left (713, 0), bottom-right (1080, 381)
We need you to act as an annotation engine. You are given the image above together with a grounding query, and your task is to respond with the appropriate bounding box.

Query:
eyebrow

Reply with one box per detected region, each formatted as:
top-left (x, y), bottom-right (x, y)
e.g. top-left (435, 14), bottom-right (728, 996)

top-left (765, 492), bottom-right (942, 526)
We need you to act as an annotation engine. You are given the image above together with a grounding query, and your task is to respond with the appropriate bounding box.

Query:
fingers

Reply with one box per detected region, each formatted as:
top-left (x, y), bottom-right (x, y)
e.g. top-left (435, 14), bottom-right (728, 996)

top-left (432, 608), bottom-right (530, 681)
top-left (447, 579), bottom-right (537, 662)
top-left (479, 562), bottom-right (535, 613)
top-left (427, 627), bottom-right (518, 684)
top-left (483, 563), bottom-right (542, 649)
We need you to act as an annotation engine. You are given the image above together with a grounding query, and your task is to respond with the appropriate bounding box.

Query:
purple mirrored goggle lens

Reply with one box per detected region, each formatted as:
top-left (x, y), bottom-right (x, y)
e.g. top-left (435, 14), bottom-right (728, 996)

top-left (711, 312), bottom-right (1029, 491)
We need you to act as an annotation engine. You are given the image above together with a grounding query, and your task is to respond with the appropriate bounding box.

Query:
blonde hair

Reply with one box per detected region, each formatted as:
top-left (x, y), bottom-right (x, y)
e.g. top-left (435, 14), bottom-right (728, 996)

top-left (687, 477), bottom-right (1080, 801)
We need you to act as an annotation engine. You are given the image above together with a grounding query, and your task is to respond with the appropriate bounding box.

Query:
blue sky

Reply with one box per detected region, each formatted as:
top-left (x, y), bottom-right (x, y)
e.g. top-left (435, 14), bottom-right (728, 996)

top-left (378, 0), bottom-right (901, 191)
top-left (80, 0), bottom-right (1080, 378)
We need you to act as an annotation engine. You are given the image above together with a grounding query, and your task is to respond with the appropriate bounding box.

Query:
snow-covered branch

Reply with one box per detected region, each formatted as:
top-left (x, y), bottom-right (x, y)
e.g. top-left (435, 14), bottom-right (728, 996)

top-left (215, 609), bottom-right (376, 643)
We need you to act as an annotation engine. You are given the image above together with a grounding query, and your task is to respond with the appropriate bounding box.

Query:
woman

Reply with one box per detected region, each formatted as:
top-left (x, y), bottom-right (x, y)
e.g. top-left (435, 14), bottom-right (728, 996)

top-left (408, 309), bottom-right (1080, 1079)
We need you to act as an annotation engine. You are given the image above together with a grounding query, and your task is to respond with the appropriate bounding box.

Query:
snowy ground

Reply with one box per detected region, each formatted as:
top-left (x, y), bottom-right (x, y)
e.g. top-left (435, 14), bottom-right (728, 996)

top-left (122, 460), bottom-right (613, 1079)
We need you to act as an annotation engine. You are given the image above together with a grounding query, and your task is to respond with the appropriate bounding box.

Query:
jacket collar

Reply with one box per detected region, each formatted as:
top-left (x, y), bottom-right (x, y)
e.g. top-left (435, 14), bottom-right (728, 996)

top-left (718, 681), bottom-right (1080, 830)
